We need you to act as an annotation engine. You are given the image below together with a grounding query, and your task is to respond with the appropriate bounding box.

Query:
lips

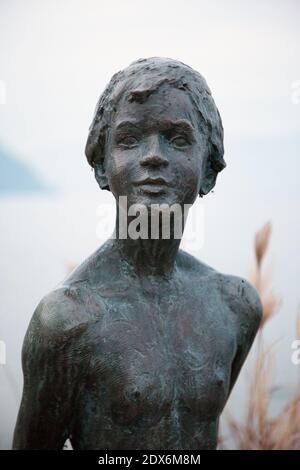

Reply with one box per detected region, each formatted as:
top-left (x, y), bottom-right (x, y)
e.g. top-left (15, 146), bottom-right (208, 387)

top-left (134, 176), bottom-right (170, 186)
top-left (133, 176), bottom-right (171, 195)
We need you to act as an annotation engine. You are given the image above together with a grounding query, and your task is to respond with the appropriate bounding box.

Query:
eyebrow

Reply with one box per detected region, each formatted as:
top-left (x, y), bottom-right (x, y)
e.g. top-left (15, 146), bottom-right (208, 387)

top-left (115, 120), bottom-right (140, 131)
top-left (115, 119), bottom-right (195, 135)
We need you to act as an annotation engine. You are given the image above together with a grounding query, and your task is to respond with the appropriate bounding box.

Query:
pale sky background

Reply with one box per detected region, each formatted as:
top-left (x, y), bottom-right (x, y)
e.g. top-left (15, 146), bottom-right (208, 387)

top-left (0, 0), bottom-right (300, 449)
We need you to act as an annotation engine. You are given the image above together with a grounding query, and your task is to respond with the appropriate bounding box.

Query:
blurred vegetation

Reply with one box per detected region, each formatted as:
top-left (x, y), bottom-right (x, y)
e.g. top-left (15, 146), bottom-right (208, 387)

top-left (222, 222), bottom-right (300, 449)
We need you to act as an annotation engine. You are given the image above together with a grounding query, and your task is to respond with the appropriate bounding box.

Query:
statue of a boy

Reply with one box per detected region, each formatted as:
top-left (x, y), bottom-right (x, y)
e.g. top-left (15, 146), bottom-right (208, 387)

top-left (13, 57), bottom-right (262, 450)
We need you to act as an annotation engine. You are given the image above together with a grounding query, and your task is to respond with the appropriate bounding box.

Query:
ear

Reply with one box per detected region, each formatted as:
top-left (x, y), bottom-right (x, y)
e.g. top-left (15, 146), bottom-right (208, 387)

top-left (199, 141), bottom-right (226, 197)
top-left (94, 162), bottom-right (110, 191)
top-left (85, 125), bottom-right (110, 191)
top-left (199, 155), bottom-right (217, 197)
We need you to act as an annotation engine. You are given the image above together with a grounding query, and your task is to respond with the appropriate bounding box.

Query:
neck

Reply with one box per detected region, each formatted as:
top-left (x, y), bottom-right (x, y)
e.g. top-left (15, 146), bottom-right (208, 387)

top-left (112, 203), bottom-right (185, 277)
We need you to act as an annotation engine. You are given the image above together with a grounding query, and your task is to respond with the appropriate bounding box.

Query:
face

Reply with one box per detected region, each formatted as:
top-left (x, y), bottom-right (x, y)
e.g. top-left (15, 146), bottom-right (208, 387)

top-left (105, 84), bottom-right (208, 209)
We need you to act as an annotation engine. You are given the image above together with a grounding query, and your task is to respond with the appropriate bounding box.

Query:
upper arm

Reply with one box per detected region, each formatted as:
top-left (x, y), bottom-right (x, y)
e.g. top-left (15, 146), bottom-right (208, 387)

top-left (13, 288), bottom-right (90, 449)
top-left (222, 275), bottom-right (263, 397)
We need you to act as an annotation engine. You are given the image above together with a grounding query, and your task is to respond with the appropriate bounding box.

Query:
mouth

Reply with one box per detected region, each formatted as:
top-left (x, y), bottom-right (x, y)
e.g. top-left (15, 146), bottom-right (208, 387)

top-left (133, 177), bottom-right (171, 195)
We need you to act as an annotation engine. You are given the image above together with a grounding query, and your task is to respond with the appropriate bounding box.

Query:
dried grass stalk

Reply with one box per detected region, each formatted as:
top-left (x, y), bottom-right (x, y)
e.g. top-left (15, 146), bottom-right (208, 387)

top-left (222, 222), bottom-right (300, 450)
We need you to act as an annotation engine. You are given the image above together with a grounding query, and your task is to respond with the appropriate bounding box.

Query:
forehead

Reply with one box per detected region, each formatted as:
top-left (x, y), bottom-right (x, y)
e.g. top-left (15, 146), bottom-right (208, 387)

top-left (113, 85), bottom-right (199, 129)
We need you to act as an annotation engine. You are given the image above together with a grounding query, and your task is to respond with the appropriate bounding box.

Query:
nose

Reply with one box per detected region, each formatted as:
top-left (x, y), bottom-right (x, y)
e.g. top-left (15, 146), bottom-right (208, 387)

top-left (140, 136), bottom-right (169, 168)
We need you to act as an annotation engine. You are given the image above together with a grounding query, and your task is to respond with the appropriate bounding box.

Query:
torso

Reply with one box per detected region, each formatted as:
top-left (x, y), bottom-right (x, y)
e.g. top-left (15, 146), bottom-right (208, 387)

top-left (64, 245), bottom-right (238, 450)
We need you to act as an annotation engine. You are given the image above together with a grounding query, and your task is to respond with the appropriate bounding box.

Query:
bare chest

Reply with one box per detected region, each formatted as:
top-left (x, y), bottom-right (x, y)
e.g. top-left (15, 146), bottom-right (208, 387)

top-left (83, 290), bottom-right (237, 429)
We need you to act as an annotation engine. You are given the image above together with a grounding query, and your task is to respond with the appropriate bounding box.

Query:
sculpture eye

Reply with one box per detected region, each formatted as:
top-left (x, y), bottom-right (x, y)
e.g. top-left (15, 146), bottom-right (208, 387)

top-left (170, 135), bottom-right (190, 148)
top-left (118, 136), bottom-right (139, 148)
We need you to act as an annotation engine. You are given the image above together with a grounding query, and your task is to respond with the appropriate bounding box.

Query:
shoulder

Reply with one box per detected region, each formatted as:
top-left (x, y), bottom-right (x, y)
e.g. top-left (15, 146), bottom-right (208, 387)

top-left (32, 285), bottom-right (89, 334)
top-left (24, 241), bottom-right (118, 354)
top-left (216, 272), bottom-right (263, 331)
top-left (34, 241), bottom-right (117, 333)
top-left (23, 285), bottom-right (94, 361)
top-left (177, 249), bottom-right (216, 278)
top-left (178, 250), bottom-right (262, 334)
top-left (215, 273), bottom-right (263, 358)
top-left (20, 286), bottom-right (94, 405)
top-left (22, 285), bottom-right (96, 380)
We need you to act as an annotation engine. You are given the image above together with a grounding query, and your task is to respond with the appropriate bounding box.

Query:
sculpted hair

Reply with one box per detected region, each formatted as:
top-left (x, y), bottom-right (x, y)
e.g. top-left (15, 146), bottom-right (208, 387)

top-left (85, 57), bottom-right (226, 196)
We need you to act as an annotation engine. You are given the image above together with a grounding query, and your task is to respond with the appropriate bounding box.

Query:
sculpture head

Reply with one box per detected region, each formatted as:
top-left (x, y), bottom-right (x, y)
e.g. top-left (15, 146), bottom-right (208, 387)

top-left (85, 57), bottom-right (225, 207)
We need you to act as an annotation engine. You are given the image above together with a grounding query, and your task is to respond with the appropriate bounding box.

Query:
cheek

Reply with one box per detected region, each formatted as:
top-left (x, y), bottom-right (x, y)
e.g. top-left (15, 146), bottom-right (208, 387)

top-left (105, 151), bottom-right (133, 195)
top-left (174, 155), bottom-right (203, 201)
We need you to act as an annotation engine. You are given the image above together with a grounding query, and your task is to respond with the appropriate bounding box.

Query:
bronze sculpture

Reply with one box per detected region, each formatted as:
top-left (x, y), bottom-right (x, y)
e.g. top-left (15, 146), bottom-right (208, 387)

top-left (13, 57), bottom-right (262, 450)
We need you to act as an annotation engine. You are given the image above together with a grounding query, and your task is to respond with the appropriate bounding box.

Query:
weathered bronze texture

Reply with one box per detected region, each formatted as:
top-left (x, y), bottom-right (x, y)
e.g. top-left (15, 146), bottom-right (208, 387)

top-left (13, 58), bottom-right (262, 450)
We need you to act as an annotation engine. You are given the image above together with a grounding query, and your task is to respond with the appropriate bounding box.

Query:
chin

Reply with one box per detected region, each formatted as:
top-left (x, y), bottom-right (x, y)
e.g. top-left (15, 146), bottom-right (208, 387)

top-left (136, 194), bottom-right (183, 208)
